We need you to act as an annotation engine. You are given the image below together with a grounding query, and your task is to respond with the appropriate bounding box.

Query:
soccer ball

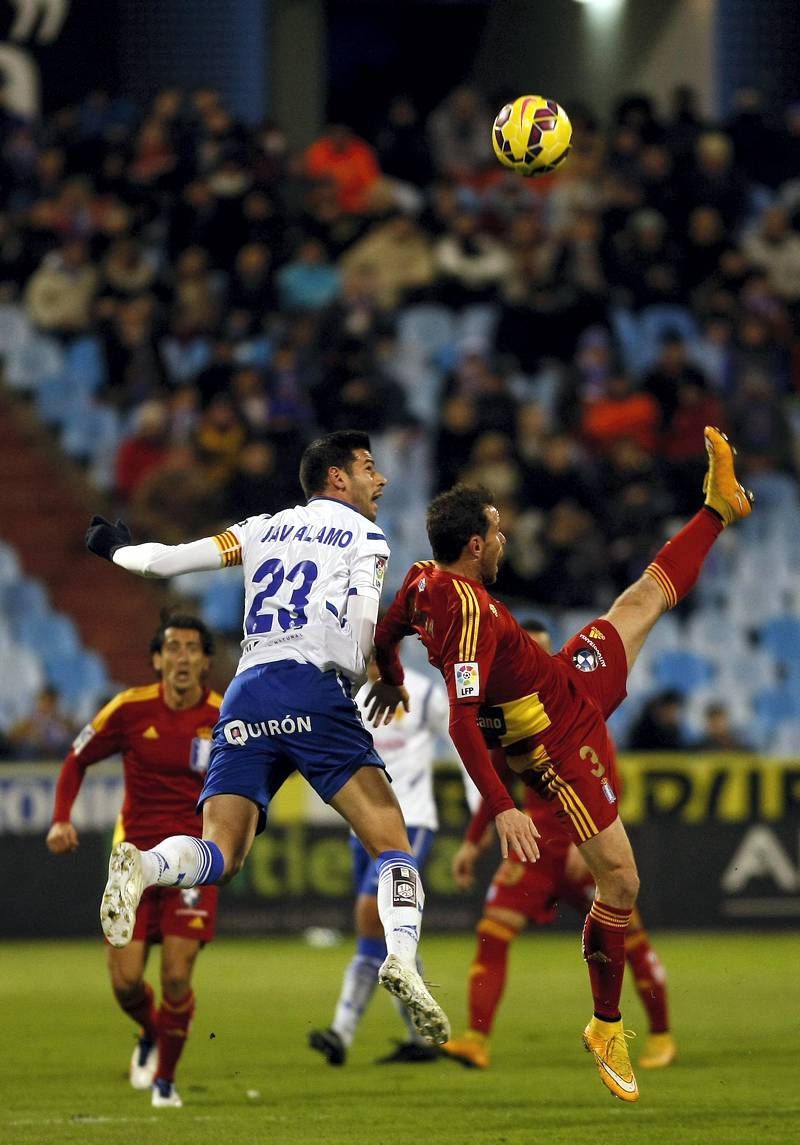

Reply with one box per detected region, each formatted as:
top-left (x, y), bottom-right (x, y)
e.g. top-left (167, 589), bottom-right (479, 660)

top-left (491, 95), bottom-right (572, 176)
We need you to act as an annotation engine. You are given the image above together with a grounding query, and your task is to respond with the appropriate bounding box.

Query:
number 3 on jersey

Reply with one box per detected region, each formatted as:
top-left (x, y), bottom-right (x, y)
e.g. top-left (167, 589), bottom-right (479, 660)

top-left (245, 558), bottom-right (319, 634)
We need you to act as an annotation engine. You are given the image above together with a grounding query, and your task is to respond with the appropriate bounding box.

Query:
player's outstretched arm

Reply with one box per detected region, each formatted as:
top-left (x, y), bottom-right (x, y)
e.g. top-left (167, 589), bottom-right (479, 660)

top-left (86, 515), bottom-right (225, 578)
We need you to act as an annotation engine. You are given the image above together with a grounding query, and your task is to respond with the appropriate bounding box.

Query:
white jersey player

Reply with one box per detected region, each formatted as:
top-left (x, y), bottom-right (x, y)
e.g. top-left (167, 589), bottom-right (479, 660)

top-left (86, 430), bottom-right (450, 1058)
top-left (310, 665), bottom-right (475, 1066)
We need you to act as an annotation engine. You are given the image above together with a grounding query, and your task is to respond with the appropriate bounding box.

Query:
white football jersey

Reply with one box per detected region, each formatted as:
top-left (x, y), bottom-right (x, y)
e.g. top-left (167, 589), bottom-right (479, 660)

top-left (225, 498), bottom-right (390, 681)
top-left (356, 667), bottom-right (450, 830)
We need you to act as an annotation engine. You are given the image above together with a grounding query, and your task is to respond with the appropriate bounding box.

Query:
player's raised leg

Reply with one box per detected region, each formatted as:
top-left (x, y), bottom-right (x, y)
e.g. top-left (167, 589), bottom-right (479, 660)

top-left (100, 795), bottom-right (257, 948)
top-left (604, 426), bottom-right (754, 671)
top-left (330, 768), bottom-right (450, 1045)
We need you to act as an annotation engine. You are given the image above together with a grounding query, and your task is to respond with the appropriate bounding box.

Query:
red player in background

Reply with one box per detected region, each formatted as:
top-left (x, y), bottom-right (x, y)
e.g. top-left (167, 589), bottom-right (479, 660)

top-left (46, 613), bottom-right (222, 1110)
top-left (441, 618), bottom-right (676, 1073)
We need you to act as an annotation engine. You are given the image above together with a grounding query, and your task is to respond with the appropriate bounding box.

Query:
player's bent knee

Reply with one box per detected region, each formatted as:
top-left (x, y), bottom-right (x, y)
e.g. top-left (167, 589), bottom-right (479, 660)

top-left (161, 973), bottom-right (192, 1000)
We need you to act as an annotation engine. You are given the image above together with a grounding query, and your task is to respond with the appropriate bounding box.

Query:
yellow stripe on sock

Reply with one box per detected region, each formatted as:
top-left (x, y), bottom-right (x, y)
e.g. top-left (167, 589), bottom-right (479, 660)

top-left (644, 563), bottom-right (678, 609)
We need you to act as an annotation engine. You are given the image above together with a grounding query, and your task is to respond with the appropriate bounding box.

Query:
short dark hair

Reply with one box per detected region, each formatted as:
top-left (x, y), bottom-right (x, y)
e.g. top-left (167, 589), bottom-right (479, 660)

top-left (299, 430), bottom-right (372, 499)
top-left (426, 484), bottom-right (494, 563)
top-left (149, 612), bottom-right (215, 657)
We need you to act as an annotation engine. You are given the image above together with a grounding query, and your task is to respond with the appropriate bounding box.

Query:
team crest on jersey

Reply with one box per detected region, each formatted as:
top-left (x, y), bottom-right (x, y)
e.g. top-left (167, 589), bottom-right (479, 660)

top-left (180, 888), bottom-right (201, 908)
top-left (418, 577), bottom-right (426, 592)
top-left (601, 780), bottom-right (617, 804)
top-left (455, 661), bottom-right (480, 698)
top-left (374, 555), bottom-right (387, 590)
top-left (190, 737), bottom-right (211, 775)
top-left (489, 603), bottom-right (498, 617)
top-left (71, 723), bottom-right (95, 755)
top-left (573, 648), bottom-right (598, 673)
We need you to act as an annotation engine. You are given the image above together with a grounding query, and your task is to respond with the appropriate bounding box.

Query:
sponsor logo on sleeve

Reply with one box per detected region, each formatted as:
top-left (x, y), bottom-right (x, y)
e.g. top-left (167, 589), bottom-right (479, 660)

top-left (454, 661), bottom-right (480, 698)
top-left (589, 626), bottom-right (606, 640)
top-left (572, 648), bottom-right (599, 673)
top-left (374, 555), bottom-right (387, 590)
top-left (71, 723), bottom-right (95, 755)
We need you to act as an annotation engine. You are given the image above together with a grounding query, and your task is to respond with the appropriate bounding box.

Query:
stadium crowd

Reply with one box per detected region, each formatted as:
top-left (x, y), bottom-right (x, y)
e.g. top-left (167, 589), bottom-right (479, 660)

top-left (1, 82), bottom-right (799, 700)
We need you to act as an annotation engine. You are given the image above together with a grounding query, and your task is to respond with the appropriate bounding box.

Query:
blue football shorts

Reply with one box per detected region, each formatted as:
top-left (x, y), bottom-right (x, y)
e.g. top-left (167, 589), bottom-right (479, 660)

top-left (199, 660), bottom-right (385, 829)
top-left (350, 825), bottom-right (435, 896)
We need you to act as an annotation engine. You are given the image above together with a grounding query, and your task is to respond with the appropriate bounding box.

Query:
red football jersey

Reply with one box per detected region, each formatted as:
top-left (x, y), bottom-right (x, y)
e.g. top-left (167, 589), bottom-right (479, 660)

top-left (52, 683), bottom-right (222, 850)
top-left (376, 561), bottom-right (610, 816)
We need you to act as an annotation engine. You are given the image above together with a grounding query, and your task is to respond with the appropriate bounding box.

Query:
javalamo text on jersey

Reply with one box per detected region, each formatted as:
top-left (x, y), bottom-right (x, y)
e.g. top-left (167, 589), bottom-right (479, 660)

top-left (216, 498), bottom-right (390, 682)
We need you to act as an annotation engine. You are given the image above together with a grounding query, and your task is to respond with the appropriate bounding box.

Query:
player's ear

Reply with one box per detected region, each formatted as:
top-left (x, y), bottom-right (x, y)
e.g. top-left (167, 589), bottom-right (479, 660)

top-left (152, 651), bottom-right (163, 678)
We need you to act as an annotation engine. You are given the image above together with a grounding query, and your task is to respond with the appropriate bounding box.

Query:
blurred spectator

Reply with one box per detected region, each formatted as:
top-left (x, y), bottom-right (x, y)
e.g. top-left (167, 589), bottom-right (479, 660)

top-left (305, 124), bottom-right (381, 215)
top-left (434, 208), bottom-right (511, 308)
top-left (426, 85), bottom-right (492, 180)
top-left (115, 399), bottom-right (170, 501)
top-left (434, 393), bottom-right (479, 491)
top-left (101, 237), bottom-right (159, 300)
top-left (604, 208), bottom-right (683, 309)
top-left (226, 242), bottom-right (275, 332)
top-left (528, 500), bottom-right (610, 609)
top-left (129, 442), bottom-right (223, 543)
top-left (276, 237), bottom-right (341, 314)
top-left (695, 702), bottom-right (753, 752)
top-left (741, 206), bottom-right (800, 302)
top-left (628, 689), bottom-right (688, 750)
top-left (100, 296), bottom-right (167, 410)
top-left (7, 686), bottom-right (75, 760)
top-left (23, 239), bottom-right (98, 336)
top-left (580, 374), bottom-right (660, 456)
top-left (194, 392), bottom-right (247, 485)
top-left (339, 211), bottom-right (436, 309)
top-left (643, 332), bottom-right (713, 427)
top-left (376, 95), bottom-right (433, 186)
top-left (224, 438), bottom-right (285, 518)
top-left (683, 131), bottom-right (749, 230)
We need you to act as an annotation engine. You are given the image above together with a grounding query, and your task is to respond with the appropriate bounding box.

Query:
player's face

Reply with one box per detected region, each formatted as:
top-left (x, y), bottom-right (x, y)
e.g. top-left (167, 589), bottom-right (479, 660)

top-left (478, 506), bottom-right (505, 584)
top-left (153, 627), bottom-right (210, 699)
top-left (339, 449), bottom-right (387, 521)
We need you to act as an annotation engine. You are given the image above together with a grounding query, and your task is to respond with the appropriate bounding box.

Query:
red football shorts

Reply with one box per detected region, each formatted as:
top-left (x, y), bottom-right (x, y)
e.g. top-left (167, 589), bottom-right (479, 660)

top-left (131, 884), bottom-right (219, 944)
top-left (507, 618), bottom-right (626, 847)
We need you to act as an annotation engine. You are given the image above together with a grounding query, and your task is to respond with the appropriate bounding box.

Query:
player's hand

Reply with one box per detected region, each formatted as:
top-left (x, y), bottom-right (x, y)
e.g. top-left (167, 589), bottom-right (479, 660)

top-left (363, 680), bottom-right (410, 726)
top-left (85, 515), bottom-right (132, 561)
top-left (46, 821), bottom-right (79, 853)
top-left (494, 808), bottom-right (540, 863)
top-left (451, 841), bottom-right (480, 890)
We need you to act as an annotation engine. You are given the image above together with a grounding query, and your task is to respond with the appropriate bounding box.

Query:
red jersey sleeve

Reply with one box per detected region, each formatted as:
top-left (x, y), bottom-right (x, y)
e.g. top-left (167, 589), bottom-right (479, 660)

top-left (464, 750), bottom-right (515, 844)
top-left (374, 564), bottom-right (423, 686)
top-left (51, 696), bottom-right (126, 823)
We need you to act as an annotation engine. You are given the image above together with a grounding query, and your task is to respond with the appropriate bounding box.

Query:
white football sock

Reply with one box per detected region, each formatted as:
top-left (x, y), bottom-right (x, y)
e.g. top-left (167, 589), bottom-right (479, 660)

top-left (376, 858), bottom-right (424, 967)
top-left (331, 953), bottom-right (383, 1047)
top-left (139, 835), bottom-right (216, 888)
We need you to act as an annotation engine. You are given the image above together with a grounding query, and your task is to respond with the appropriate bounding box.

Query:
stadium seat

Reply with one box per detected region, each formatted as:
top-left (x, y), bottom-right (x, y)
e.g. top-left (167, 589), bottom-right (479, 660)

top-left (0, 303), bottom-right (31, 357)
top-left (201, 576), bottom-right (244, 634)
top-left (454, 303), bottom-right (499, 348)
top-left (650, 649), bottom-right (716, 695)
top-left (397, 304), bottom-right (455, 358)
top-left (757, 616), bottom-right (800, 674)
top-left (2, 577), bottom-right (49, 621)
top-left (0, 541), bottom-right (22, 588)
top-left (64, 336), bottom-right (106, 391)
top-left (3, 332), bottom-right (64, 393)
top-left (13, 611), bottom-right (80, 667)
top-left (752, 685), bottom-right (800, 745)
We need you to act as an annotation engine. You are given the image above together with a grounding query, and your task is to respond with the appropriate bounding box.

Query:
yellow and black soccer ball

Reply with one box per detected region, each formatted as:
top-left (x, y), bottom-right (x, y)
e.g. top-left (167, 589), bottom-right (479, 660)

top-left (491, 95), bottom-right (572, 176)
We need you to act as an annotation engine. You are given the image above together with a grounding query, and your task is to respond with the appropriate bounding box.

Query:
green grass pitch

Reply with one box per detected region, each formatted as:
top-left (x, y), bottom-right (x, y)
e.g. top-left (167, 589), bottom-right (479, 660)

top-left (2, 932), bottom-right (798, 1145)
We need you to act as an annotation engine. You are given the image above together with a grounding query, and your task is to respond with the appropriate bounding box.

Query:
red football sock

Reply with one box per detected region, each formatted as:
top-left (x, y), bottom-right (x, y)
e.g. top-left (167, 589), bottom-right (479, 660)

top-left (118, 981), bottom-right (159, 1043)
top-left (156, 990), bottom-right (195, 1082)
top-left (582, 900), bottom-right (632, 1022)
top-left (625, 910), bottom-right (670, 1034)
top-left (468, 918), bottom-right (516, 1035)
top-left (645, 508), bottom-right (723, 609)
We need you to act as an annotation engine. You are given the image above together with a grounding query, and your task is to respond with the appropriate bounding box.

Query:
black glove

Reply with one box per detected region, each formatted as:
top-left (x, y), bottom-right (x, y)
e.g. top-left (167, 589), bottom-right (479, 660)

top-left (86, 515), bottom-right (133, 561)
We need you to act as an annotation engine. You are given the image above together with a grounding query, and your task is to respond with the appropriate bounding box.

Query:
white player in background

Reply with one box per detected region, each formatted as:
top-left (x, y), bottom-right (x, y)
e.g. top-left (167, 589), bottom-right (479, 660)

top-left (310, 658), bottom-right (478, 1066)
top-left (85, 430), bottom-right (455, 1063)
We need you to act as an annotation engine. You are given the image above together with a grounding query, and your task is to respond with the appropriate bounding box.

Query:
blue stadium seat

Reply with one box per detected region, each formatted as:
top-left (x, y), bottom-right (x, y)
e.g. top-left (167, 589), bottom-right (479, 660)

top-left (201, 577), bottom-right (244, 634)
top-left (12, 611), bottom-right (80, 667)
top-left (46, 649), bottom-right (109, 708)
top-left (752, 685), bottom-right (800, 744)
top-left (0, 541), bottom-right (22, 588)
top-left (2, 578), bottom-right (49, 621)
top-left (397, 304), bottom-right (455, 358)
top-left (758, 616), bottom-right (800, 673)
top-left (650, 649), bottom-right (716, 695)
top-left (64, 336), bottom-right (106, 392)
top-left (3, 332), bottom-right (64, 392)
